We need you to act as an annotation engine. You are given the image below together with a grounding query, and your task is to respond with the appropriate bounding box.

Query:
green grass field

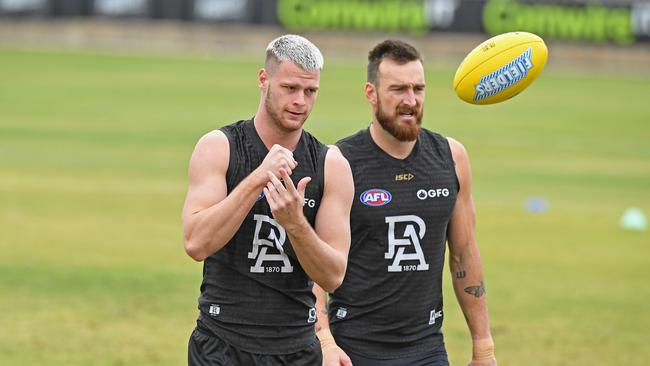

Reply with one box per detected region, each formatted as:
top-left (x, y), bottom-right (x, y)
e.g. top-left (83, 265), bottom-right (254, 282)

top-left (1, 47), bottom-right (649, 365)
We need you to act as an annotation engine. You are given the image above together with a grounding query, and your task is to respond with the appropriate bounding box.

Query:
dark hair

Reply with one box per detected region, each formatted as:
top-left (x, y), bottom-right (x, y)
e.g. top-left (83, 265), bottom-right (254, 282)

top-left (367, 40), bottom-right (422, 85)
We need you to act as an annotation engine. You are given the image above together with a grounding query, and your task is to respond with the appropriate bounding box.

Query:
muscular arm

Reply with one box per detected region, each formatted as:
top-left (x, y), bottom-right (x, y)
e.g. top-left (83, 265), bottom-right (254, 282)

top-left (270, 148), bottom-right (354, 292)
top-left (309, 146), bottom-right (354, 366)
top-left (182, 131), bottom-right (263, 261)
top-left (447, 138), bottom-right (496, 364)
top-left (182, 131), bottom-right (296, 261)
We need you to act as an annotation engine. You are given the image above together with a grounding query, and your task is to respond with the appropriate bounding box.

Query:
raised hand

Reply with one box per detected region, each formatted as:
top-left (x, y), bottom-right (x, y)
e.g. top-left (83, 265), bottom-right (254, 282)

top-left (253, 144), bottom-right (297, 186)
top-left (263, 169), bottom-right (311, 228)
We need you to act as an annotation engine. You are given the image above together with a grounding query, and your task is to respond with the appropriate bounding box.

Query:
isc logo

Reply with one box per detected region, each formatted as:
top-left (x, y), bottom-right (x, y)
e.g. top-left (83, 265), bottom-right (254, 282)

top-left (360, 189), bottom-right (392, 206)
top-left (395, 173), bottom-right (414, 181)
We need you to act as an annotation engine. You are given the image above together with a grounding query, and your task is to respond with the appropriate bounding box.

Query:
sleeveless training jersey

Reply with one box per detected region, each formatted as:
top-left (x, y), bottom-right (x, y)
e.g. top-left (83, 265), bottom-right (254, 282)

top-left (329, 127), bottom-right (459, 359)
top-left (196, 119), bottom-right (328, 354)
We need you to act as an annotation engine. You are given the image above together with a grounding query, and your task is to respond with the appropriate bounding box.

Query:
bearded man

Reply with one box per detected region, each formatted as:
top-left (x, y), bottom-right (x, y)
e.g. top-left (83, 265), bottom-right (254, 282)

top-left (313, 40), bottom-right (497, 366)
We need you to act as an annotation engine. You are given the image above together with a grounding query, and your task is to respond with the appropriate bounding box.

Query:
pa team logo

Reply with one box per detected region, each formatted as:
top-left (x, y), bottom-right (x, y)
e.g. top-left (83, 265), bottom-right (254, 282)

top-left (360, 189), bottom-right (392, 206)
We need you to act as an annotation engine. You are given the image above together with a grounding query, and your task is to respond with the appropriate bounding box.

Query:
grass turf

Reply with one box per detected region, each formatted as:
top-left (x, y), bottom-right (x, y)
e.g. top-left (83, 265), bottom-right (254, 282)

top-left (1, 48), bottom-right (649, 365)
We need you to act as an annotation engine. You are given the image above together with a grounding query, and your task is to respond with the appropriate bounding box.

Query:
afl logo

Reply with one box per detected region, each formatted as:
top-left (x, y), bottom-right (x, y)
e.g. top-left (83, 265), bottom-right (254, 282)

top-left (360, 189), bottom-right (392, 207)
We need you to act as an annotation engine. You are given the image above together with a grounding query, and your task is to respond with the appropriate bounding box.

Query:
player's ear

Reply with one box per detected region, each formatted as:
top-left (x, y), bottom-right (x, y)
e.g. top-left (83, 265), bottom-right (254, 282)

top-left (258, 68), bottom-right (268, 90)
top-left (365, 82), bottom-right (377, 105)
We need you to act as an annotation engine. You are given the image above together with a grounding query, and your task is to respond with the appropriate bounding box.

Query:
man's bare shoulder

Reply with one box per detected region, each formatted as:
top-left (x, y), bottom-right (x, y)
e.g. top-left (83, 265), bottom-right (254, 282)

top-left (446, 136), bottom-right (468, 161)
top-left (196, 129), bottom-right (228, 149)
top-left (324, 145), bottom-right (351, 173)
top-left (446, 136), bottom-right (473, 192)
top-left (321, 146), bottom-right (354, 209)
top-left (190, 130), bottom-right (230, 173)
top-left (327, 144), bottom-right (341, 154)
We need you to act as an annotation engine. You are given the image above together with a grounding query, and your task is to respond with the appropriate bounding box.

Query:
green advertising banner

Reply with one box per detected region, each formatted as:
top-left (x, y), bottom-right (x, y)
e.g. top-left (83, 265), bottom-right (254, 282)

top-left (277, 0), bottom-right (430, 33)
top-left (275, 0), bottom-right (650, 44)
top-left (1, 0), bottom-right (648, 44)
top-left (483, 0), bottom-right (635, 45)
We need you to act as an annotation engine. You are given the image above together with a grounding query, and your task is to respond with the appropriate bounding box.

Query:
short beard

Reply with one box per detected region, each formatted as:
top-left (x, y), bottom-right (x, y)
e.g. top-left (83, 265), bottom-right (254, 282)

top-left (264, 86), bottom-right (300, 134)
top-left (375, 97), bottom-right (422, 142)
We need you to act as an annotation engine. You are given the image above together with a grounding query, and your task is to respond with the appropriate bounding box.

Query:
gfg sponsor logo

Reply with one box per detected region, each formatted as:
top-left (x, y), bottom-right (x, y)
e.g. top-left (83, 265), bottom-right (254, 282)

top-left (304, 198), bottom-right (315, 208)
top-left (417, 188), bottom-right (450, 200)
top-left (259, 191), bottom-right (315, 208)
top-left (360, 189), bottom-right (392, 206)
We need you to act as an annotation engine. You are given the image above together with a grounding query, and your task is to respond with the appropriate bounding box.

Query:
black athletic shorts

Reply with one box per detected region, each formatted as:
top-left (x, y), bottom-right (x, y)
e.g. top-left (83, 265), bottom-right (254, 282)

top-left (340, 342), bottom-right (449, 366)
top-left (187, 328), bottom-right (322, 366)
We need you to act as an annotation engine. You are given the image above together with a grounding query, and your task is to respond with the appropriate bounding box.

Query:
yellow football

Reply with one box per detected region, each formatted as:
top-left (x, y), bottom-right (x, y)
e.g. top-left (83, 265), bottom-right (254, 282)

top-left (453, 32), bottom-right (548, 105)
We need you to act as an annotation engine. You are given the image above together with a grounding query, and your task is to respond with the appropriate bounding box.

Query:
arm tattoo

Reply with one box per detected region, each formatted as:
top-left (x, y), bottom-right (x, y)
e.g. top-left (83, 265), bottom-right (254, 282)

top-left (455, 270), bottom-right (466, 279)
top-left (464, 281), bottom-right (486, 298)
